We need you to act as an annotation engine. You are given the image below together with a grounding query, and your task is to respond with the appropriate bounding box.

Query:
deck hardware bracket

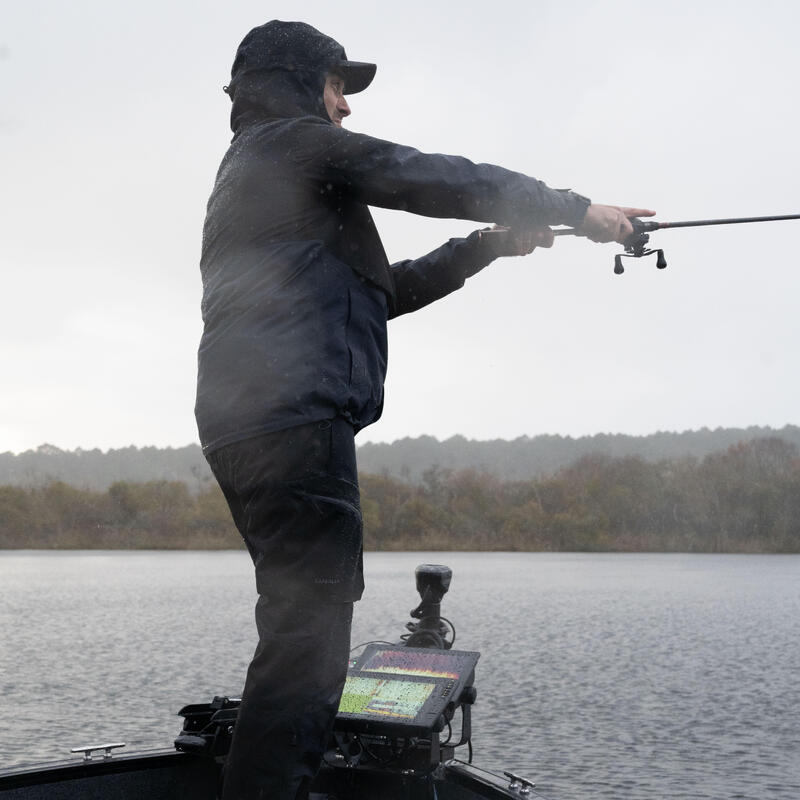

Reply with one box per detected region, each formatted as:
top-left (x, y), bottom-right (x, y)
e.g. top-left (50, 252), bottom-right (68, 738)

top-left (70, 742), bottom-right (126, 762)
top-left (503, 770), bottom-right (535, 795)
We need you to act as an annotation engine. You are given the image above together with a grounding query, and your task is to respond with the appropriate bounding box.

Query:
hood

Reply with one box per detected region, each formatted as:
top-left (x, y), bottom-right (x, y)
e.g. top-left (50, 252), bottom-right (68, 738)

top-left (225, 20), bottom-right (376, 132)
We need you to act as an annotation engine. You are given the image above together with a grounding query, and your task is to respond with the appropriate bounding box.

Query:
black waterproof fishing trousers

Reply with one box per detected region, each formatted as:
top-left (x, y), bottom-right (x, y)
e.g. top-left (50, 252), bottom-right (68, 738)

top-left (206, 418), bottom-right (364, 800)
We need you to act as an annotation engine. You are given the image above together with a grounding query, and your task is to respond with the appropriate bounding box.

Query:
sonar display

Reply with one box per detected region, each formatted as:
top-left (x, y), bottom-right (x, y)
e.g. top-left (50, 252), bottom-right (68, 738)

top-left (339, 676), bottom-right (435, 719)
top-left (335, 645), bottom-right (480, 735)
top-left (360, 649), bottom-right (460, 679)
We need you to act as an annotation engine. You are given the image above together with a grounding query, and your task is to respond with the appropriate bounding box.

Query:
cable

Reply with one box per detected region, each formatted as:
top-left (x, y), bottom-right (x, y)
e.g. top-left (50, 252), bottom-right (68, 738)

top-left (440, 720), bottom-right (453, 746)
top-left (440, 616), bottom-right (456, 647)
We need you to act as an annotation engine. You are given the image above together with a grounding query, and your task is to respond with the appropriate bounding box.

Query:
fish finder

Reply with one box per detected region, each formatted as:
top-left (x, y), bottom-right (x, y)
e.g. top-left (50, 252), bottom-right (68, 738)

top-left (326, 564), bottom-right (479, 774)
top-left (335, 643), bottom-right (479, 738)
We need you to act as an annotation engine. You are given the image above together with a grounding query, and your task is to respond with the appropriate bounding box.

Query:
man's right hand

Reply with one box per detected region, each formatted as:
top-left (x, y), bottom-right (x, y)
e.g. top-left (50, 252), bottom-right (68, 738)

top-left (578, 205), bottom-right (656, 244)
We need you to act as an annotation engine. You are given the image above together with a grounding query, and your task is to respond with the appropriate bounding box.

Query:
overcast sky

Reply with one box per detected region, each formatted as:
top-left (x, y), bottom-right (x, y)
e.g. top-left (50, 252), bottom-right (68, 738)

top-left (2, 0), bottom-right (799, 454)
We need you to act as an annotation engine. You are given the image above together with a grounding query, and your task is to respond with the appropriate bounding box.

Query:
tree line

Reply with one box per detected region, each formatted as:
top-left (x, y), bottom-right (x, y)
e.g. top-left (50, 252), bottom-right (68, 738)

top-left (356, 424), bottom-right (800, 482)
top-left (1, 437), bottom-right (798, 553)
top-left (4, 425), bottom-right (800, 490)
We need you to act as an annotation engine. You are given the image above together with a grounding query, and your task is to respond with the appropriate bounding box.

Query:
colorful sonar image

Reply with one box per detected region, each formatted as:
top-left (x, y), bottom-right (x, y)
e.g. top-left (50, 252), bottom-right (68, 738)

top-left (361, 649), bottom-right (460, 680)
top-left (339, 676), bottom-right (435, 719)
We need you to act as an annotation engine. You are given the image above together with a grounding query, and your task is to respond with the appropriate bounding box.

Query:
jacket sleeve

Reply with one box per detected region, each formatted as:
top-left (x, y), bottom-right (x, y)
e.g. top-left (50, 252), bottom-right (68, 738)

top-left (301, 123), bottom-right (591, 229)
top-left (388, 230), bottom-right (498, 319)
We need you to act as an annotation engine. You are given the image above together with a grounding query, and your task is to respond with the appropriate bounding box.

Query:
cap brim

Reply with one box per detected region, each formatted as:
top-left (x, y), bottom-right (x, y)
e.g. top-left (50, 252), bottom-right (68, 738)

top-left (335, 60), bottom-right (376, 94)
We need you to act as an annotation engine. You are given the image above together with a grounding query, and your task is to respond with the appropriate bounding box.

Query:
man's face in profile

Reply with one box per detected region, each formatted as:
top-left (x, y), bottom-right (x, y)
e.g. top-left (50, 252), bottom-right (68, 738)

top-left (324, 73), bottom-right (351, 127)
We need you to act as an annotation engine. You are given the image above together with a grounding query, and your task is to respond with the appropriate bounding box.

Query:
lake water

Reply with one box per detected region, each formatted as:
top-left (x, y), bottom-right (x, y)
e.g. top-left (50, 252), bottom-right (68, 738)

top-left (1, 551), bottom-right (798, 799)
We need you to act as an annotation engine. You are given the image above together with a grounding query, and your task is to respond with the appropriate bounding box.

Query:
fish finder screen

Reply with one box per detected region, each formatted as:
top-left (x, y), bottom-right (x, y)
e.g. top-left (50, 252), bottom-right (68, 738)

top-left (335, 645), bottom-right (479, 735)
top-left (360, 649), bottom-right (460, 679)
top-left (339, 676), bottom-right (435, 719)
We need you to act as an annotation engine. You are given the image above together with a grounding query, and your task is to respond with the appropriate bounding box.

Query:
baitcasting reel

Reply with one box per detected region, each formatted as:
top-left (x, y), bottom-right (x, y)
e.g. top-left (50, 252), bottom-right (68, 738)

top-left (614, 218), bottom-right (667, 274)
top-left (555, 212), bottom-right (800, 275)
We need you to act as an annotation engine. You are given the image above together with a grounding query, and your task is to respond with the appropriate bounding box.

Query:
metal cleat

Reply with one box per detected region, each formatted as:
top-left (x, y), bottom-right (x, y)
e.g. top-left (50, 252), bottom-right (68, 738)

top-left (70, 742), bottom-right (126, 762)
top-left (503, 770), bottom-right (535, 795)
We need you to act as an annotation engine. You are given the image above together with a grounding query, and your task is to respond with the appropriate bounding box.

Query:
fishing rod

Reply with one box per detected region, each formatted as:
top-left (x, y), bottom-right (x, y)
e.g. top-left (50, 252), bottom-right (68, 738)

top-left (555, 213), bottom-right (800, 274)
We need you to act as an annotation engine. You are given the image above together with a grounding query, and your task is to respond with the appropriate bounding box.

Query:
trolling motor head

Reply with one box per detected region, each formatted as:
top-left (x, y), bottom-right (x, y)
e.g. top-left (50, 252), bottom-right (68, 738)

top-left (415, 563), bottom-right (451, 603)
top-left (403, 564), bottom-right (454, 649)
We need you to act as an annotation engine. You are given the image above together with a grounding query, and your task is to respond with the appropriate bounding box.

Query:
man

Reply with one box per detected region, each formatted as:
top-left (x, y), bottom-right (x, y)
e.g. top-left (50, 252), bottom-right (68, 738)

top-left (196, 20), bottom-right (653, 800)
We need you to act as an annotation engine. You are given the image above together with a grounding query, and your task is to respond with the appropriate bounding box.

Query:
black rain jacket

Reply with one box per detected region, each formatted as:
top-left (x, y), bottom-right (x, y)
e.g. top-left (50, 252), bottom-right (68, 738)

top-left (195, 21), bottom-right (590, 454)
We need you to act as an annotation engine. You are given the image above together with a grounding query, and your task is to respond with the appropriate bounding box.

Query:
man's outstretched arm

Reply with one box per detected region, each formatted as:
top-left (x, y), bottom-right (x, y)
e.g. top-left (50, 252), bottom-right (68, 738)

top-left (388, 226), bottom-right (553, 319)
top-left (388, 201), bottom-right (656, 319)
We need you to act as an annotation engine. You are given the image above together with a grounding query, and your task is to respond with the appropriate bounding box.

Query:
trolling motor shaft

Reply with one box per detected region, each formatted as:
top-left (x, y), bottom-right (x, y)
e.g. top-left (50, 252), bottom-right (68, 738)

top-left (404, 564), bottom-right (453, 649)
top-left (554, 212), bottom-right (800, 274)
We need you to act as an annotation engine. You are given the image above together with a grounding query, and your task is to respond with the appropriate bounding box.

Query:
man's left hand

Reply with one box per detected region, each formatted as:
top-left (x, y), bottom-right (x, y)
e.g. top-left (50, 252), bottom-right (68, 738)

top-left (479, 225), bottom-right (554, 257)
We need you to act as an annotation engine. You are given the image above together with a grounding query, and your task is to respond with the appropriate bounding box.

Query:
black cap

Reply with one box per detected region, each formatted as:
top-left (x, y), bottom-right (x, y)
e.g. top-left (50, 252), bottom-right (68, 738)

top-left (229, 21), bottom-right (376, 95)
top-left (333, 60), bottom-right (376, 95)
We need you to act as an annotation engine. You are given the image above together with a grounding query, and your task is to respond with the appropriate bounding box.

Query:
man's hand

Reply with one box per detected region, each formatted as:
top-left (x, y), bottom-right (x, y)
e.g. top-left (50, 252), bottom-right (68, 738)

top-left (479, 225), bottom-right (554, 257)
top-left (578, 205), bottom-right (656, 244)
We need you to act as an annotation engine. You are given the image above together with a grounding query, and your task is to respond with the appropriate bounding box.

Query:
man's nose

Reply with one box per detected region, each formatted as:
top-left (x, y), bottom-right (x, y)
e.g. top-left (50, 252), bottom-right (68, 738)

top-left (339, 97), bottom-right (351, 117)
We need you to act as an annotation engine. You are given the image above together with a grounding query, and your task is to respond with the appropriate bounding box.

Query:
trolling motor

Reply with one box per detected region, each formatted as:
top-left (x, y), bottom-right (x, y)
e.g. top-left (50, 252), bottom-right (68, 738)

top-left (326, 564), bottom-right (478, 782)
top-left (403, 564), bottom-right (454, 649)
top-left (554, 212), bottom-right (800, 274)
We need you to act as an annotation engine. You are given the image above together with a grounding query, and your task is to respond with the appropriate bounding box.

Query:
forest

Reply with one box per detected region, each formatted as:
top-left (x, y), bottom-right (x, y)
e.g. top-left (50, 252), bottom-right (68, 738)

top-left (3, 425), bottom-right (799, 490)
top-left (1, 437), bottom-right (798, 553)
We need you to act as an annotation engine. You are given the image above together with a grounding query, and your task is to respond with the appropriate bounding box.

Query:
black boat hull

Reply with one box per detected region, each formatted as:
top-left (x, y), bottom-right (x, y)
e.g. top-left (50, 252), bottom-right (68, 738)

top-left (0, 750), bottom-right (526, 799)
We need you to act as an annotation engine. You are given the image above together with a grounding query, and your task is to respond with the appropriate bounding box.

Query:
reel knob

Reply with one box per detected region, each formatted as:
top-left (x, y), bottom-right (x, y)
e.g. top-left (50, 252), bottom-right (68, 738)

top-left (656, 249), bottom-right (667, 269)
top-left (614, 254), bottom-right (625, 275)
